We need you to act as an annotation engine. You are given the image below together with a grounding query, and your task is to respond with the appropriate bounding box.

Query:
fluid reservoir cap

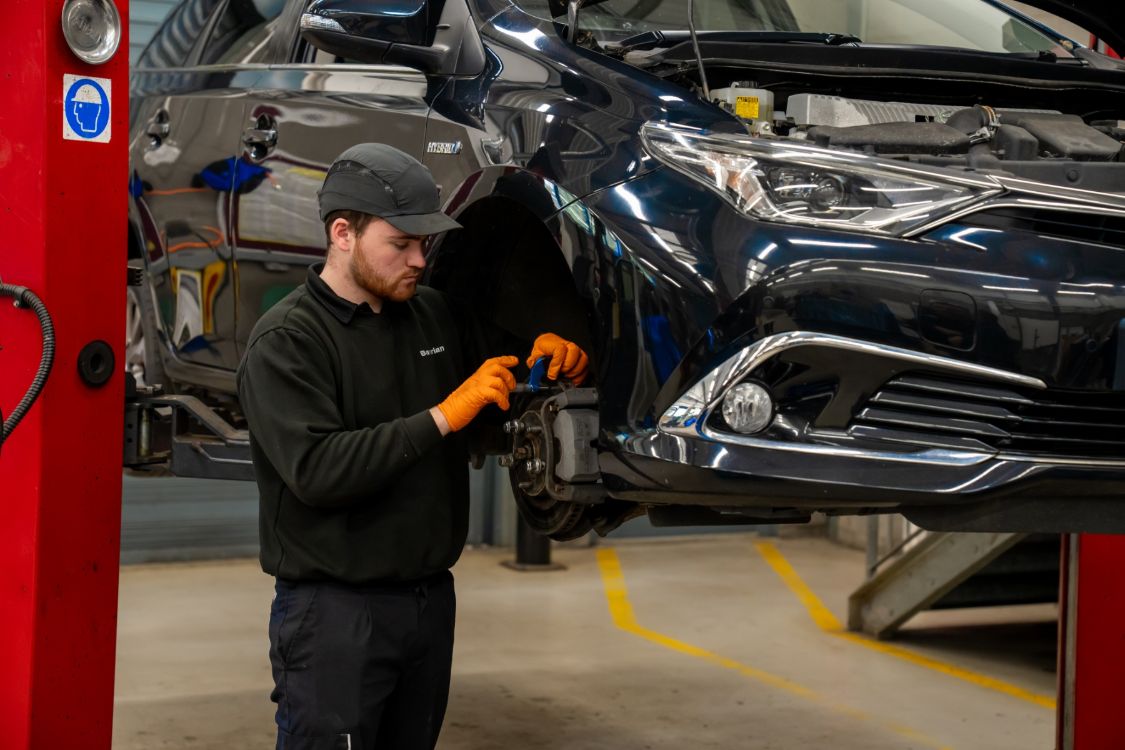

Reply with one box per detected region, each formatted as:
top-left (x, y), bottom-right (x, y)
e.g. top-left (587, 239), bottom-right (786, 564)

top-left (61, 0), bottom-right (121, 65)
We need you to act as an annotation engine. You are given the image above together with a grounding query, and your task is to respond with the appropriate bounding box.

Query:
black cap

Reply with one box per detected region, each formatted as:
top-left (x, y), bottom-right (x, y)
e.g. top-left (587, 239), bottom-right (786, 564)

top-left (318, 143), bottom-right (462, 236)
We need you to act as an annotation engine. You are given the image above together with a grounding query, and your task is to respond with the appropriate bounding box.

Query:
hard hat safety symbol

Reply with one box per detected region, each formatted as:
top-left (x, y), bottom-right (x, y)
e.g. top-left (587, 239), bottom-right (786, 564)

top-left (63, 75), bottom-right (111, 143)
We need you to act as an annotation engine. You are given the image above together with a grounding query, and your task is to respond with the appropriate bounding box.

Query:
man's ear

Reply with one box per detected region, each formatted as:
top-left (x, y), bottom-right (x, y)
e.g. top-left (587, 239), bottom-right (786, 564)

top-left (330, 217), bottom-right (353, 251)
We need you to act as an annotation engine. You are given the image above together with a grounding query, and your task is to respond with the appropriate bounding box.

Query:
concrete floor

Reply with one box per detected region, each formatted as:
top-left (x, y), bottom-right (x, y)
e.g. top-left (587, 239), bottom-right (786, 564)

top-left (113, 534), bottom-right (1057, 749)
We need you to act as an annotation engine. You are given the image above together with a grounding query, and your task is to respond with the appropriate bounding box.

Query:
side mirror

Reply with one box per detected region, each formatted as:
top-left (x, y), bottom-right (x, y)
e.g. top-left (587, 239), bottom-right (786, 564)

top-left (301, 0), bottom-right (468, 74)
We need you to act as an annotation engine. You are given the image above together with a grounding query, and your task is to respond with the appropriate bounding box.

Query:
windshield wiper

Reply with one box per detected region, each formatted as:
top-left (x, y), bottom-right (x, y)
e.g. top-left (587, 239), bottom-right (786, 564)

top-left (610, 30), bottom-right (862, 53)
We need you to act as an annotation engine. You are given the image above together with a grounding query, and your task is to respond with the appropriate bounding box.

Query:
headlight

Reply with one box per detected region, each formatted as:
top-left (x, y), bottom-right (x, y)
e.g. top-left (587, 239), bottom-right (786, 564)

top-left (641, 122), bottom-right (1002, 236)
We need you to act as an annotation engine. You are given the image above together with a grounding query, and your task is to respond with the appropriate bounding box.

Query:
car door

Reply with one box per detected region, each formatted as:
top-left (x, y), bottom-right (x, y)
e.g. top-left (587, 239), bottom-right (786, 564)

top-left (130, 0), bottom-right (284, 380)
top-left (231, 2), bottom-right (441, 354)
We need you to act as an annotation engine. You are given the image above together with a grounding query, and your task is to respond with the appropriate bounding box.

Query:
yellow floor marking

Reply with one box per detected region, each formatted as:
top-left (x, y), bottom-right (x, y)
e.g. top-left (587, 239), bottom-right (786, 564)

top-left (754, 541), bottom-right (1056, 711)
top-left (596, 548), bottom-right (953, 750)
top-left (286, 166), bottom-right (328, 180)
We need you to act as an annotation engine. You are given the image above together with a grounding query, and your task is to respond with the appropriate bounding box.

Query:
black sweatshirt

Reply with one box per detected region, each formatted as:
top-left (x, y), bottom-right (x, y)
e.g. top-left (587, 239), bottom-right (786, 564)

top-left (236, 264), bottom-right (479, 584)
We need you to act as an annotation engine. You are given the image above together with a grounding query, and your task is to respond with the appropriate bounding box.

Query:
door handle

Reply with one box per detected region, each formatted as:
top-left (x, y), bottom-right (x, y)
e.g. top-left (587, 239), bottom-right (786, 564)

top-left (241, 128), bottom-right (277, 147)
top-left (241, 127), bottom-right (277, 160)
top-left (146, 110), bottom-right (171, 147)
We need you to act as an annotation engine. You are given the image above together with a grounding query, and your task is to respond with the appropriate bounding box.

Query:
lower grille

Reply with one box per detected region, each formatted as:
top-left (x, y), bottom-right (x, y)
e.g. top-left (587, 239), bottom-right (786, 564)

top-left (850, 375), bottom-right (1125, 459)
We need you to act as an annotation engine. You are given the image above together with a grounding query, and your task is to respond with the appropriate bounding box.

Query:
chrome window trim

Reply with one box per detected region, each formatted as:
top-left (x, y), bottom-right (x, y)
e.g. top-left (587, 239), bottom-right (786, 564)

top-left (268, 63), bottom-right (424, 75)
top-left (131, 63), bottom-right (273, 73)
top-left (131, 62), bottom-right (424, 76)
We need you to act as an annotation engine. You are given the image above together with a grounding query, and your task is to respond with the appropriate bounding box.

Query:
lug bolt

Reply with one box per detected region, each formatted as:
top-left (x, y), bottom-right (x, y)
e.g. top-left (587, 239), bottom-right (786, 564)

top-left (503, 420), bottom-right (526, 434)
top-left (524, 458), bottom-right (546, 474)
top-left (498, 455), bottom-right (515, 468)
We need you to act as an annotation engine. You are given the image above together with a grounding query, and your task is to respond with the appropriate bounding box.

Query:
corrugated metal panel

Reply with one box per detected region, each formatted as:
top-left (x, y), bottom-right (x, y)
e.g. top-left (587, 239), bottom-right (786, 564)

top-left (130, 0), bottom-right (181, 63)
top-left (121, 475), bottom-right (259, 563)
top-left (121, 472), bottom-right (498, 563)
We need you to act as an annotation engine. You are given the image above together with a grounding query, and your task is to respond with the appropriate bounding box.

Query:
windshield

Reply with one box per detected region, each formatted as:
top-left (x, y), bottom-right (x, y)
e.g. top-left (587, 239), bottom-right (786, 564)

top-left (516, 0), bottom-right (1074, 56)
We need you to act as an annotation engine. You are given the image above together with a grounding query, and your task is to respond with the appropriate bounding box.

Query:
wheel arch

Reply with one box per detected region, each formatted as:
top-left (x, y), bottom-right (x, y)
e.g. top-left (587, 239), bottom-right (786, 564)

top-left (428, 184), bottom-right (600, 363)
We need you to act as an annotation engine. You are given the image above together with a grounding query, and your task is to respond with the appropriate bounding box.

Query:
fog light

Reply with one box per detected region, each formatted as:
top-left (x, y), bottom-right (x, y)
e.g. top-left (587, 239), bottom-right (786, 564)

top-left (61, 0), bottom-right (121, 65)
top-left (721, 382), bottom-right (773, 434)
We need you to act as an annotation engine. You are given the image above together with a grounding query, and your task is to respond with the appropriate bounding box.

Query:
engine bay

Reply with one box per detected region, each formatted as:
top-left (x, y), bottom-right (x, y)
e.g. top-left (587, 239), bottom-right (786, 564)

top-left (710, 88), bottom-right (1125, 192)
top-left (620, 38), bottom-right (1125, 194)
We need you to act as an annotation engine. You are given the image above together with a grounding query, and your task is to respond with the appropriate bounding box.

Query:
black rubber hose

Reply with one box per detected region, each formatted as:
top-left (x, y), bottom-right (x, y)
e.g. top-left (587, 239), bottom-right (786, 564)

top-left (0, 280), bottom-right (55, 445)
top-left (946, 105), bottom-right (989, 134)
top-left (688, 0), bottom-right (710, 101)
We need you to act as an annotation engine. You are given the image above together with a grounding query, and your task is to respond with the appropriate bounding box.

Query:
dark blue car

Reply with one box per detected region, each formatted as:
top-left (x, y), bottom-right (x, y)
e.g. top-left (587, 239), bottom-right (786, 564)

top-left (128, 0), bottom-right (1125, 538)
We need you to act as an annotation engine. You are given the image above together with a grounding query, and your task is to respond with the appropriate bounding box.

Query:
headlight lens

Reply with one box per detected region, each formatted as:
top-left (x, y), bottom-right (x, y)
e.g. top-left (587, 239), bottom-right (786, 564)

top-left (641, 122), bottom-right (1001, 236)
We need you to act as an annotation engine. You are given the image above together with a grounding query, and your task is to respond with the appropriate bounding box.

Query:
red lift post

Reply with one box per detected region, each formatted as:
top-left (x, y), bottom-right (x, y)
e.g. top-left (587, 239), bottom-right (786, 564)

top-left (0, 3), bottom-right (1122, 750)
top-left (1057, 534), bottom-right (1125, 749)
top-left (0, 1), bottom-right (128, 748)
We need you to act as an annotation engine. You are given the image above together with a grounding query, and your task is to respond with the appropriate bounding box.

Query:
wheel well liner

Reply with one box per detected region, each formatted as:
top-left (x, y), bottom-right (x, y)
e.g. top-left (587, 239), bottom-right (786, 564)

top-left (428, 197), bottom-right (596, 358)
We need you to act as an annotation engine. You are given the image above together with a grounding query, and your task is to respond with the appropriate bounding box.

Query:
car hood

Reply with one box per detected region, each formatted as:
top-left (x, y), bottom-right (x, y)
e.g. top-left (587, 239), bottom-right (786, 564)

top-left (548, 0), bottom-right (1125, 57)
top-left (1008, 0), bottom-right (1124, 54)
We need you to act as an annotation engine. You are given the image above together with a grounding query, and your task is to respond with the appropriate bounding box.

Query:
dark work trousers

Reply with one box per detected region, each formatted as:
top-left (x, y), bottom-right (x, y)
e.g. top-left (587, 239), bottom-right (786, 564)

top-left (268, 571), bottom-right (456, 750)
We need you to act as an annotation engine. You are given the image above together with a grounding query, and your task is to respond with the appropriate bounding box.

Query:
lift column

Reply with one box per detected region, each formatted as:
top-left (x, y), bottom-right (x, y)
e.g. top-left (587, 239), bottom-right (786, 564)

top-left (1057, 534), bottom-right (1125, 749)
top-left (0, 1), bottom-right (128, 748)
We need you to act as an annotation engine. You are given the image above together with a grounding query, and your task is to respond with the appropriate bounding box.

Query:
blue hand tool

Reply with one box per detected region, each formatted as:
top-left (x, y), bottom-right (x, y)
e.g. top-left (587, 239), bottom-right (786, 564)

top-left (527, 356), bottom-right (549, 392)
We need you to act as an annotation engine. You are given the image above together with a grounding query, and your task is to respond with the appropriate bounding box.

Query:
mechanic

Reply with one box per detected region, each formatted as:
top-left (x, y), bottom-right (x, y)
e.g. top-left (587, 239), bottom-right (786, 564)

top-left (236, 143), bottom-right (589, 750)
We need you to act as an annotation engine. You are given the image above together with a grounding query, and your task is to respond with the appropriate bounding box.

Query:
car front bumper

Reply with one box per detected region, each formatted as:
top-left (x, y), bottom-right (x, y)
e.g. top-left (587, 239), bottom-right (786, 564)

top-left (609, 329), bottom-right (1125, 530)
top-left (577, 163), bottom-right (1125, 530)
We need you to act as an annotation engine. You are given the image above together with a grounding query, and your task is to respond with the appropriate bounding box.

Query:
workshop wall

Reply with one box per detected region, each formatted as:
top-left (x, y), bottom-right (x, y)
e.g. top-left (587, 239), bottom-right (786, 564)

top-left (130, 0), bottom-right (179, 63)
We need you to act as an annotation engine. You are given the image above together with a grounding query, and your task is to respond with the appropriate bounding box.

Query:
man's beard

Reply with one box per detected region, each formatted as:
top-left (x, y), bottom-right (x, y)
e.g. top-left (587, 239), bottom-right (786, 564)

top-left (351, 250), bottom-right (419, 303)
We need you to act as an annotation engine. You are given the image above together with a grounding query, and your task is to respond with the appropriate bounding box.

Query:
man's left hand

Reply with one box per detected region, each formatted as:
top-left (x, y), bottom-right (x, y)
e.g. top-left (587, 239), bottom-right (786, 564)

top-left (527, 333), bottom-right (589, 385)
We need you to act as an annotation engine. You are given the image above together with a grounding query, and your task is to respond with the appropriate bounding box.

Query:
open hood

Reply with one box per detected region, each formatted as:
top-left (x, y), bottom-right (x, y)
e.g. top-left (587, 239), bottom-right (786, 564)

top-left (999, 0), bottom-right (1122, 54)
top-left (547, 0), bottom-right (1125, 57)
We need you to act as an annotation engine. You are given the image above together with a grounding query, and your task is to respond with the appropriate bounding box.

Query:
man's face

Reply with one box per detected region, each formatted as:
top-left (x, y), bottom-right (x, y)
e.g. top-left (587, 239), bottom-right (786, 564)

top-left (346, 219), bottom-right (428, 303)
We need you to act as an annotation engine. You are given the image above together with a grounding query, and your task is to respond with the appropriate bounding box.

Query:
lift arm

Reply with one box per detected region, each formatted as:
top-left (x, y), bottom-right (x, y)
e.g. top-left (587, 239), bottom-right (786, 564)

top-left (124, 377), bottom-right (253, 481)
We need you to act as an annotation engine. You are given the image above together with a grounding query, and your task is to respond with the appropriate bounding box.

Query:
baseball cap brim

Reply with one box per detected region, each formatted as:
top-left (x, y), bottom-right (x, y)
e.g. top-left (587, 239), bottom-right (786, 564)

top-left (384, 211), bottom-right (462, 236)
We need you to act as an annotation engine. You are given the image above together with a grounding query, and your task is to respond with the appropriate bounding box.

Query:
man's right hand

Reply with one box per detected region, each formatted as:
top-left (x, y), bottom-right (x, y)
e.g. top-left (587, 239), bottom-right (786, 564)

top-left (436, 356), bottom-right (519, 432)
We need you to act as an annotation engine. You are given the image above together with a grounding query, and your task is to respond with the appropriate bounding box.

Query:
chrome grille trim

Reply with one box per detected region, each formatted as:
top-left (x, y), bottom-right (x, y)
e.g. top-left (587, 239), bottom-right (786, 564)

top-left (852, 374), bottom-right (1125, 462)
top-left (656, 332), bottom-right (1046, 467)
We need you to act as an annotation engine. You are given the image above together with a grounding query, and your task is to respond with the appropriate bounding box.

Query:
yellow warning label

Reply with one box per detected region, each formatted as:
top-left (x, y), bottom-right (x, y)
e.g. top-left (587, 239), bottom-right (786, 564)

top-left (735, 96), bottom-right (760, 119)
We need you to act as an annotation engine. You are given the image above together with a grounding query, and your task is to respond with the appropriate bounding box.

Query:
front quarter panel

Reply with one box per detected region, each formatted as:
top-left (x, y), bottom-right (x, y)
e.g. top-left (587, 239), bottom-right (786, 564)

top-left (424, 5), bottom-right (731, 222)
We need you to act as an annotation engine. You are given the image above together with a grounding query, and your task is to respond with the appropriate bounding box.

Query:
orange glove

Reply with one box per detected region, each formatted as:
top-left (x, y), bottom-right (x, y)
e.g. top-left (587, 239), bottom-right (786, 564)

top-left (527, 333), bottom-right (588, 385)
top-left (438, 356), bottom-right (518, 432)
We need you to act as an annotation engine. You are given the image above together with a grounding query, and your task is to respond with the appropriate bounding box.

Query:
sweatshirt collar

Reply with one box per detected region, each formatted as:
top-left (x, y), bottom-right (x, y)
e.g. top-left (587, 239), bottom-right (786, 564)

top-left (306, 263), bottom-right (375, 324)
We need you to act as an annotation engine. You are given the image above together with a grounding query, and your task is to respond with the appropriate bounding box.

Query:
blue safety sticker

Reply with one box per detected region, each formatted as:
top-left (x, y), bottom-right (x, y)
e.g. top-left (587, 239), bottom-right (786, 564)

top-left (63, 74), bottom-right (111, 143)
